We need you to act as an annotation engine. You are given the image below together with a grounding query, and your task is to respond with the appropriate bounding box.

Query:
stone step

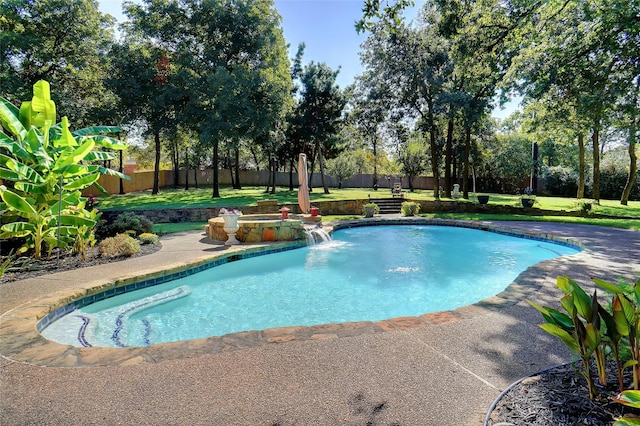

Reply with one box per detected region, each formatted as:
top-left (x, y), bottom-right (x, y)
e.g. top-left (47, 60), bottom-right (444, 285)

top-left (368, 198), bottom-right (403, 214)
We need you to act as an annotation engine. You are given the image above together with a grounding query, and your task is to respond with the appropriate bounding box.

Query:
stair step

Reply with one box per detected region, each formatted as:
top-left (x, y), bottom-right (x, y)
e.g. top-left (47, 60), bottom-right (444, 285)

top-left (367, 198), bottom-right (403, 214)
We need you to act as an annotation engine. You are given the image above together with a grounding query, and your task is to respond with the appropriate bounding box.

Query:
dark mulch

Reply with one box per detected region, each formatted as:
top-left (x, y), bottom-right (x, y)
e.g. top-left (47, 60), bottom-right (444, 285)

top-left (486, 361), bottom-right (640, 425)
top-left (0, 242), bottom-right (162, 284)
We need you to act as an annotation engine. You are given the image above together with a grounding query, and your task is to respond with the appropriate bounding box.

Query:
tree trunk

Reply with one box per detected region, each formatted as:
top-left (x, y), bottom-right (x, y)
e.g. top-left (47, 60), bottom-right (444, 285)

top-left (289, 156), bottom-right (294, 191)
top-left (184, 147), bottom-right (189, 190)
top-left (577, 133), bottom-right (585, 199)
top-left (212, 143), bottom-right (220, 198)
top-left (172, 146), bottom-right (179, 189)
top-left (265, 155), bottom-right (273, 193)
top-left (153, 131), bottom-right (161, 195)
top-left (462, 126), bottom-right (471, 199)
top-left (444, 116), bottom-right (454, 198)
top-left (592, 123), bottom-right (601, 202)
top-left (118, 149), bottom-right (125, 195)
top-left (233, 147), bottom-right (241, 189)
top-left (621, 122), bottom-right (637, 206)
top-left (316, 140), bottom-right (330, 194)
top-left (270, 156), bottom-right (276, 194)
top-left (429, 125), bottom-right (440, 199)
top-left (372, 134), bottom-right (378, 189)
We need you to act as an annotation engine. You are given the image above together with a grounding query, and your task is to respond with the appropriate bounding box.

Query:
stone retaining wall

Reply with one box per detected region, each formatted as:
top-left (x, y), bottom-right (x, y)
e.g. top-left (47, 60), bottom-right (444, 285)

top-left (101, 198), bottom-right (590, 225)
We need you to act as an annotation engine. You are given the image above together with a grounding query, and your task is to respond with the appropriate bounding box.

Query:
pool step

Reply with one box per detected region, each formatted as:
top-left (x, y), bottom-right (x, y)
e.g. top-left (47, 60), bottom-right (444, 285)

top-left (368, 198), bottom-right (404, 214)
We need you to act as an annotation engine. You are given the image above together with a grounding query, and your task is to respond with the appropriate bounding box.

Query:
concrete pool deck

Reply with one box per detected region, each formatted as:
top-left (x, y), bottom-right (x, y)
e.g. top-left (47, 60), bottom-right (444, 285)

top-left (1, 219), bottom-right (639, 424)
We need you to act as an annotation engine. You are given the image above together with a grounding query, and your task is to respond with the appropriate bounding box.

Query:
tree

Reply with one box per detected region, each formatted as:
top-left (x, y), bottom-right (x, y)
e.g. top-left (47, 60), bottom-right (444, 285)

top-left (108, 39), bottom-right (182, 195)
top-left (398, 136), bottom-right (428, 192)
top-left (505, 0), bottom-right (640, 203)
top-left (325, 152), bottom-right (359, 188)
top-left (360, 17), bottom-right (452, 199)
top-left (1, 0), bottom-right (116, 127)
top-left (296, 62), bottom-right (346, 194)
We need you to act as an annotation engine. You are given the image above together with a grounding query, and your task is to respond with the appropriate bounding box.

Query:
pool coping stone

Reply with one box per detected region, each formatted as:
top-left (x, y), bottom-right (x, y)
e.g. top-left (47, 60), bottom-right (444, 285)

top-left (0, 217), bottom-right (587, 368)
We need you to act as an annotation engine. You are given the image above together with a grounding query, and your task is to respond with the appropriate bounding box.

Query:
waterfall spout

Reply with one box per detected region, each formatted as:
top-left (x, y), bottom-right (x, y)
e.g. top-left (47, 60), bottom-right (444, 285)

top-left (304, 226), bottom-right (332, 245)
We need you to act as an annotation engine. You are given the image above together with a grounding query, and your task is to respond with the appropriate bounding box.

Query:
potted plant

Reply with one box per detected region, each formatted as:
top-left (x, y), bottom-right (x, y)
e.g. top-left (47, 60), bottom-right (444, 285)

top-left (363, 202), bottom-right (379, 218)
top-left (219, 208), bottom-right (242, 245)
top-left (476, 195), bottom-right (490, 205)
top-left (520, 187), bottom-right (537, 208)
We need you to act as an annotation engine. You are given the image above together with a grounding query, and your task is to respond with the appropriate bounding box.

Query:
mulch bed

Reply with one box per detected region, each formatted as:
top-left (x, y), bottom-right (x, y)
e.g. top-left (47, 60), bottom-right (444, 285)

top-left (486, 361), bottom-right (640, 425)
top-left (0, 242), bottom-right (162, 284)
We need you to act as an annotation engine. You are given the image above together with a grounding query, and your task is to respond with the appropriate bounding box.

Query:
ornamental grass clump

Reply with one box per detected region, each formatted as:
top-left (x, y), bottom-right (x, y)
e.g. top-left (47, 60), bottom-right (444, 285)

top-left (401, 201), bottom-right (420, 216)
top-left (138, 233), bottom-right (159, 245)
top-left (98, 233), bottom-right (140, 258)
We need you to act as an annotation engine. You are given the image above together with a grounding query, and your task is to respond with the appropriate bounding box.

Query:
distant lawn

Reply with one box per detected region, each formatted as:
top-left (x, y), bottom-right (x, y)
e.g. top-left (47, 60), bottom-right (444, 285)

top-left (100, 186), bottom-right (640, 219)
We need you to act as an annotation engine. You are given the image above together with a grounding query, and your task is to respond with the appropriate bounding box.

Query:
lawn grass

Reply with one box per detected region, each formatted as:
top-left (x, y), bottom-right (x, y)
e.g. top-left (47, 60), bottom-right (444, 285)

top-left (100, 186), bottom-right (640, 217)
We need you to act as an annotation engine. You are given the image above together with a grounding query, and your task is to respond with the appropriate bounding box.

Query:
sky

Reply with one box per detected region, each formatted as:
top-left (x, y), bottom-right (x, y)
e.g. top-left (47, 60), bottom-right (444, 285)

top-left (97, 0), bottom-right (517, 118)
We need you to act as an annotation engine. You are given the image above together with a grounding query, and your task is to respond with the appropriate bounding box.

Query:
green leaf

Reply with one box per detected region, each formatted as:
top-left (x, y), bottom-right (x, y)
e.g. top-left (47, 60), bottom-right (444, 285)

top-left (593, 277), bottom-right (624, 295)
top-left (613, 296), bottom-right (631, 336)
top-left (0, 132), bottom-right (31, 160)
top-left (539, 323), bottom-right (580, 353)
top-left (28, 80), bottom-right (56, 128)
top-left (54, 139), bottom-right (95, 171)
top-left (62, 173), bottom-right (100, 191)
top-left (0, 97), bottom-right (27, 141)
top-left (0, 221), bottom-right (36, 238)
top-left (0, 186), bottom-right (37, 217)
top-left (584, 323), bottom-right (601, 352)
top-left (84, 151), bottom-right (118, 162)
top-left (612, 390), bottom-right (640, 408)
top-left (72, 125), bottom-right (121, 137)
top-left (54, 116), bottom-right (77, 148)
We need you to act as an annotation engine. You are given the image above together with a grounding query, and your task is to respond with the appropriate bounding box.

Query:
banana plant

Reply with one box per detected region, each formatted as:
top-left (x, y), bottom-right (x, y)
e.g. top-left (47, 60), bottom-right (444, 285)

top-left (0, 80), bottom-right (129, 258)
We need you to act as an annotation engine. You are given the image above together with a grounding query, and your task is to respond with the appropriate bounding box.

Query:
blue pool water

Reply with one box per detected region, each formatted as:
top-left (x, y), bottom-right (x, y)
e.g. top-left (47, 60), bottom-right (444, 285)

top-left (42, 225), bottom-right (579, 347)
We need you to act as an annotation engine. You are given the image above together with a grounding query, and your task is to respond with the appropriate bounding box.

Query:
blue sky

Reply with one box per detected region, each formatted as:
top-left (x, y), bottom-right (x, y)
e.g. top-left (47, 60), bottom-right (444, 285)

top-left (98, 0), bottom-right (517, 118)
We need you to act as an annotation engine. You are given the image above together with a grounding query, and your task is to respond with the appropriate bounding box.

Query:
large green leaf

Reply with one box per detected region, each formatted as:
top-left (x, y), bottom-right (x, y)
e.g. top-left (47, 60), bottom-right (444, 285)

top-left (62, 173), bottom-right (100, 191)
top-left (54, 116), bottom-right (77, 148)
top-left (84, 151), bottom-right (119, 162)
top-left (0, 186), bottom-right (37, 217)
top-left (0, 97), bottom-right (27, 141)
top-left (27, 80), bottom-right (57, 128)
top-left (73, 125), bottom-right (121, 137)
top-left (88, 165), bottom-right (131, 180)
top-left (0, 154), bottom-right (45, 184)
top-left (584, 323), bottom-right (601, 352)
top-left (56, 214), bottom-right (96, 228)
top-left (0, 132), bottom-right (31, 160)
top-left (593, 277), bottom-right (624, 295)
top-left (54, 139), bottom-right (95, 171)
top-left (90, 135), bottom-right (128, 150)
top-left (539, 323), bottom-right (580, 353)
top-left (0, 221), bottom-right (36, 238)
top-left (613, 390), bottom-right (640, 408)
top-left (613, 296), bottom-right (631, 336)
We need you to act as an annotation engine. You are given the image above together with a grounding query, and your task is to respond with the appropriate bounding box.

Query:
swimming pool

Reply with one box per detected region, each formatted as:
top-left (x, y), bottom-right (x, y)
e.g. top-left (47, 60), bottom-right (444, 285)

top-left (41, 224), bottom-right (579, 348)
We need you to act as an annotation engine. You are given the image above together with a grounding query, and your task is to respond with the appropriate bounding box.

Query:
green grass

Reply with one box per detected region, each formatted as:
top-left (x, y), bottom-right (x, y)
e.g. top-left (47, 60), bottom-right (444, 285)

top-left (98, 186), bottom-right (640, 233)
top-left (99, 186), bottom-right (640, 216)
top-left (152, 222), bottom-right (208, 234)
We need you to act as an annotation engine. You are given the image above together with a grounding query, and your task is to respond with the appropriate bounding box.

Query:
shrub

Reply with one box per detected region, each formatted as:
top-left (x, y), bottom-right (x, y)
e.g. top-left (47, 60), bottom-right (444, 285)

top-left (401, 201), bottom-right (420, 216)
top-left (138, 233), bottom-right (159, 245)
top-left (542, 166), bottom-right (580, 197)
top-left (96, 212), bottom-right (153, 240)
top-left (596, 169), bottom-right (640, 201)
top-left (98, 233), bottom-right (140, 258)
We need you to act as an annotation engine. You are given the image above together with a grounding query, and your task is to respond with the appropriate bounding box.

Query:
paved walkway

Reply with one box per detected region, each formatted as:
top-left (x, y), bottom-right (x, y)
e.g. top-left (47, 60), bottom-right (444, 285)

top-left (1, 219), bottom-right (638, 425)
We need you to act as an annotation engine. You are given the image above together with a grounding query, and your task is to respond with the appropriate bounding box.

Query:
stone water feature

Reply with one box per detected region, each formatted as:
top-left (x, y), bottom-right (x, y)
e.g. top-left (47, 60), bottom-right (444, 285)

top-left (207, 200), bottom-right (323, 244)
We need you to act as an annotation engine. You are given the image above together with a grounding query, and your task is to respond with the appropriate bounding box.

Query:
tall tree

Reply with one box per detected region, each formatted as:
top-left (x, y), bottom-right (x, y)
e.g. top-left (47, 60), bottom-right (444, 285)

top-left (296, 62), bottom-right (346, 194)
top-left (1, 0), bottom-right (117, 127)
